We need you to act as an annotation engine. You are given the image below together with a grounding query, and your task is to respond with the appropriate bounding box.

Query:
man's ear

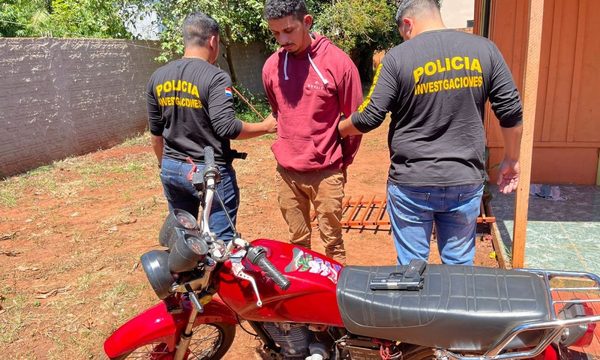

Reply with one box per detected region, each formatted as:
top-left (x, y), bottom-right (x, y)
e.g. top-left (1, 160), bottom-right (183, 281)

top-left (402, 18), bottom-right (413, 37)
top-left (303, 14), bottom-right (313, 29)
top-left (209, 35), bottom-right (218, 50)
top-left (398, 18), bottom-right (414, 40)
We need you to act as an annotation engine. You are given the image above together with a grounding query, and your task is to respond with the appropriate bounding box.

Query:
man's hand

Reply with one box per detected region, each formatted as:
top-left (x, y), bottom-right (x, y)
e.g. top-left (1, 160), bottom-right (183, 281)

top-left (236, 114), bottom-right (277, 139)
top-left (496, 158), bottom-right (520, 194)
top-left (338, 114), bottom-right (363, 138)
top-left (151, 134), bottom-right (164, 169)
top-left (262, 113), bottom-right (277, 134)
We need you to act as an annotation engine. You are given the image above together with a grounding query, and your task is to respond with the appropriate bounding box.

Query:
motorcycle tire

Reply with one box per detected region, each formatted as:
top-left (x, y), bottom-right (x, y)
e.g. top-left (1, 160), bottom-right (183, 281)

top-left (112, 322), bottom-right (236, 360)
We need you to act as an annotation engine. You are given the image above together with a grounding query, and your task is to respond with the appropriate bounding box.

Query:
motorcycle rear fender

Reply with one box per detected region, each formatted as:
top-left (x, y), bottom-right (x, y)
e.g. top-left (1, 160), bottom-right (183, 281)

top-left (104, 297), bottom-right (237, 359)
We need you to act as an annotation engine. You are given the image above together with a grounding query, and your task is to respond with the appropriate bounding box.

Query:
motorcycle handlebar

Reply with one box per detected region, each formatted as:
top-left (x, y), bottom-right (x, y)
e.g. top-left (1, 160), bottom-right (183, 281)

top-left (203, 146), bottom-right (215, 168)
top-left (247, 246), bottom-right (291, 291)
top-left (202, 146), bottom-right (221, 188)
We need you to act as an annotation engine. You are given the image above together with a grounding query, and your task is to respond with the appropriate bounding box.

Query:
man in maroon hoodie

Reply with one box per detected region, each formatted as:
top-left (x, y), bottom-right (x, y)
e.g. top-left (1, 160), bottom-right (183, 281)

top-left (262, 0), bottom-right (362, 264)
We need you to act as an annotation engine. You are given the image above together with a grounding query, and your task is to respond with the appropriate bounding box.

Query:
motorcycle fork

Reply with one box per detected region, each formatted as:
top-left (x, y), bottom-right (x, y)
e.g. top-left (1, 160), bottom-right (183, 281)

top-left (173, 306), bottom-right (199, 360)
top-left (173, 292), bottom-right (206, 360)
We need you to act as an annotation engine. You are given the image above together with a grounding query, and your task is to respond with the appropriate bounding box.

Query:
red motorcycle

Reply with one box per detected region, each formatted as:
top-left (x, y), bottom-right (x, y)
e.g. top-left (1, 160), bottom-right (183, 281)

top-left (104, 147), bottom-right (599, 360)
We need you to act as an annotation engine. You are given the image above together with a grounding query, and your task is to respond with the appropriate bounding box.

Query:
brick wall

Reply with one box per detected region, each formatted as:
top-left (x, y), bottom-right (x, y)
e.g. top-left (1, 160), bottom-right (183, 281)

top-left (0, 38), bottom-right (270, 179)
top-left (0, 38), bottom-right (161, 178)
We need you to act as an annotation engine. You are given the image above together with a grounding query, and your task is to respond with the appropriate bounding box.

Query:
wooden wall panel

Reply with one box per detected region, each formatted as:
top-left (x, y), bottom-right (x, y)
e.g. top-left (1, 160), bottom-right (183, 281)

top-left (473, 0), bottom-right (483, 35)
top-left (482, 0), bottom-right (600, 184)
top-left (489, 148), bottom-right (598, 185)
top-left (484, 0), bottom-right (529, 147)
top-left (570, 0), bottom-right (600, 143)
top-left (539, 0), bottom-right (578, 143)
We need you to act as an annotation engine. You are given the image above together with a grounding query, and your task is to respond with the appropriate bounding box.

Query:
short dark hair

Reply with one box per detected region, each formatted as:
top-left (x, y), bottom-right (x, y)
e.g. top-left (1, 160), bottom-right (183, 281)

top-left (395, 0), bottom-right (442, 25)
top-left (182, 12), bottom-right (220, 48)
top-left (264, 0), bottom-right (308, 21)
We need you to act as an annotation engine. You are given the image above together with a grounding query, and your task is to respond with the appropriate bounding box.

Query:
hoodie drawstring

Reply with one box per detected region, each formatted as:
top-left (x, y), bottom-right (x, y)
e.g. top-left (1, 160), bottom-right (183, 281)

top-left (284, 51), bottom-right (289, 81)
top-left (308, 53), bottom-right (329, 85)
top-left (283, 51), bottom-right (329, 86)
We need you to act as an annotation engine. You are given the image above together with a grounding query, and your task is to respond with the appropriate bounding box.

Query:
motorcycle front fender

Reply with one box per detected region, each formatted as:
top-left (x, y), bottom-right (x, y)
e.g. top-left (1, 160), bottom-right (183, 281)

top-left (104, 297), bottom-right (238, 359)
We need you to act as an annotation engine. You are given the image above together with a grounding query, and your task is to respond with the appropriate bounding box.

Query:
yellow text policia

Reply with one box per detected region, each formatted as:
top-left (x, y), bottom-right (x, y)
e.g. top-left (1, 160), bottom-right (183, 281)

top-left (413, 56), bottom-right (484, 96)
top-left (155, 80), bottom-right (202, 109)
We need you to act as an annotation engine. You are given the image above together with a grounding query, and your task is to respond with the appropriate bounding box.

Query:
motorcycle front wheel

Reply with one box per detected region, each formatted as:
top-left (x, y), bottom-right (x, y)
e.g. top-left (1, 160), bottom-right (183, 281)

top-left (113, 322), bottom-right (236, 360)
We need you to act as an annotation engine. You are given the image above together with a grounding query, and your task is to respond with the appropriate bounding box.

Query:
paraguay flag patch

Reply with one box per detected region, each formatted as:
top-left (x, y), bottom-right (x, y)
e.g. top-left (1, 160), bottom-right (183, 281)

top-left (225, 87), bottom-right (233, 97)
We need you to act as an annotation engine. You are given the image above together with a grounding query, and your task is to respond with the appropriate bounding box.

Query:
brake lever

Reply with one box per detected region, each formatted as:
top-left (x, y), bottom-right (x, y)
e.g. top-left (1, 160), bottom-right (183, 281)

top-left (231, 257), bottom-right (263, 307)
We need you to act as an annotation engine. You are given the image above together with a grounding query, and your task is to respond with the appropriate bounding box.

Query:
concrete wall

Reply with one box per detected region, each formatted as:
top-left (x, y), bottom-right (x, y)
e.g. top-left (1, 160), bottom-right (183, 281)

top-left (0, 38), bottom-right (161, 178)
top-left (217, 41), bottom-right (271, 95)
top-left (0, 38), bottom-right (271, 179)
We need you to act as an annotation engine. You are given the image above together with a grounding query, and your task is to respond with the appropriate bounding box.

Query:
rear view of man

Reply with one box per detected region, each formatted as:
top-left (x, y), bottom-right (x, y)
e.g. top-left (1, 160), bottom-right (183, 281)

top-left (339, 0), bottom-right (523, 265)
top-left (147, 12), bottom-right (276, 242)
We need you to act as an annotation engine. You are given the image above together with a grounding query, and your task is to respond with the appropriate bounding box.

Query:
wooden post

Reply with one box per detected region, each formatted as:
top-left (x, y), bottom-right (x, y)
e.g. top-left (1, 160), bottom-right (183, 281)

top-left (512, 0), bottom-right (545, 268)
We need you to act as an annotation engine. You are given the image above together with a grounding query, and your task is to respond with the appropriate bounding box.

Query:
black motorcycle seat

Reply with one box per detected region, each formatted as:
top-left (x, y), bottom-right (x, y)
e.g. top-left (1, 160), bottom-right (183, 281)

top-left (337, 264), bottom-right (552, 352)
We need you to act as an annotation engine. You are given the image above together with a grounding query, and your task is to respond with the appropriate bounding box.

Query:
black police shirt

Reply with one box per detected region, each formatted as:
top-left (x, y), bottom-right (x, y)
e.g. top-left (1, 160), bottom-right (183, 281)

top-left (352, 29), bottom-right (522, 186)
top-left (147, 58), bottom-right (243, 164)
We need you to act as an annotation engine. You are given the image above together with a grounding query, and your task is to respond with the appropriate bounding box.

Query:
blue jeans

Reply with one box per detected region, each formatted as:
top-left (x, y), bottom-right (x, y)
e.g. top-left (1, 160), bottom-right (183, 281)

top-left (386, 182), bottom-right (484, 265)
top-left (160, 157), bottom-right (239, 241)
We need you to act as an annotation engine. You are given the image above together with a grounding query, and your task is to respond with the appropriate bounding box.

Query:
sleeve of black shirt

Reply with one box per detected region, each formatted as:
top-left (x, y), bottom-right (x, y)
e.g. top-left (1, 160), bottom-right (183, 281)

top-left (351, 54), bottom-right (400, 133)
top-left (207, 72), bottom-right (243, 139)
top-left (488, 42), bottom-right (523, 128)
top-left (146, 76), bottom-right (164, 136)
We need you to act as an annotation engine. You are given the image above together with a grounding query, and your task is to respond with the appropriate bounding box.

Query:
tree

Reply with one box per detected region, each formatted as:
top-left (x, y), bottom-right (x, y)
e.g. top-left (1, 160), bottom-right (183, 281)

top-left (126, 0), bottom-right (332, 83)
top-left (0, 0), bottom-right (48, 37)
top-left (131, 0), bottom-right (267, 83)
top-left (0, 0), bottom-right (132, 38)
top-left (315, 0), bottom-right (400, 82)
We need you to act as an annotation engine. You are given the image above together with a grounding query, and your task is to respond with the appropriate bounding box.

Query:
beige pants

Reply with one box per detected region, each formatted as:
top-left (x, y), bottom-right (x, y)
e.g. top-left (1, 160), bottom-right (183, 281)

top-left (276, 166), bottom-right (346, 264)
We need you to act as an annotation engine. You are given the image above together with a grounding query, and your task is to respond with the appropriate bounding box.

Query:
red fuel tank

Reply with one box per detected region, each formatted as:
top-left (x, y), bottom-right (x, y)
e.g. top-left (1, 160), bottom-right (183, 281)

top-left (216, 239), bottom-right (344, 326)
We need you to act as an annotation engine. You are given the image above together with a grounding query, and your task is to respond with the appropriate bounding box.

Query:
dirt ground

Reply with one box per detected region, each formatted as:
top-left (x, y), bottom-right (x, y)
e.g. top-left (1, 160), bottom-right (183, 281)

top-left (0, 125), bottom-right (497, 359)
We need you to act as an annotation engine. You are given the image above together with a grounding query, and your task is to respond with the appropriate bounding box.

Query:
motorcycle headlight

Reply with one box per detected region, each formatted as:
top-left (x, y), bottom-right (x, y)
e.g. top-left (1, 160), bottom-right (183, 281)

top-left (141, 250), bottom-right (175, 300)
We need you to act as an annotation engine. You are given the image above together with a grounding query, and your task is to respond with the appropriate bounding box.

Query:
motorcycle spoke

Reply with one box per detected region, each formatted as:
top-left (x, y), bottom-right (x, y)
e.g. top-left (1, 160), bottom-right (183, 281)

top-left (115, 323), bottom-right (234, 360)
top-left (185, 325), bottom-right (224, 359)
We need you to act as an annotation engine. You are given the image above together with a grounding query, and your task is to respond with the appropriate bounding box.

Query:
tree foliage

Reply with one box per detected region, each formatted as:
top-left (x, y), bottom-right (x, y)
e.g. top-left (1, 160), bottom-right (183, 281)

top-left (137, 0), bottom-right (332, 58)
top-left (315, 0), bottom-right (400, 81)
top-left (124, 0), bottom-right (396, 82)
top-left (0, 0), bottom-right (401, 84)
top-left (142, 0), bottom-right (262, 62)
top-left (0, 0), bottom-right (131, 38)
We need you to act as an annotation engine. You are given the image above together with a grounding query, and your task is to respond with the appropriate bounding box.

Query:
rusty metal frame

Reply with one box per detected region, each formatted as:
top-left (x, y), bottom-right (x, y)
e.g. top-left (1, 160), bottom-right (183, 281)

top-left (310, 195), bottom-right (495, 231)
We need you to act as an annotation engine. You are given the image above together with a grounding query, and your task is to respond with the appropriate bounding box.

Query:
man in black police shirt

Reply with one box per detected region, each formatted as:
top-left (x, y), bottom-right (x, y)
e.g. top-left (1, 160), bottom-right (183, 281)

top-left (339, 0), bottom-right (523, 265)
top-left (147, 12), bottom-right (276, 242)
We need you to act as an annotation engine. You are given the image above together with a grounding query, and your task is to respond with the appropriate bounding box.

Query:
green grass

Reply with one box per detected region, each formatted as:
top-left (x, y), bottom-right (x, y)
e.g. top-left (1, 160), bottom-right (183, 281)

top-left (0, 187), bottom-right (17, 207)
top-left (0, 165), bottom-right (57, 207)
top-left (0, 293), bottom-right (28, 344)
top-left (117, 131), bottom-right (151, 148)
top-left (234, 88), bottom-right (271, 123)
top-left (0, 133), bottom-right (157, 209)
